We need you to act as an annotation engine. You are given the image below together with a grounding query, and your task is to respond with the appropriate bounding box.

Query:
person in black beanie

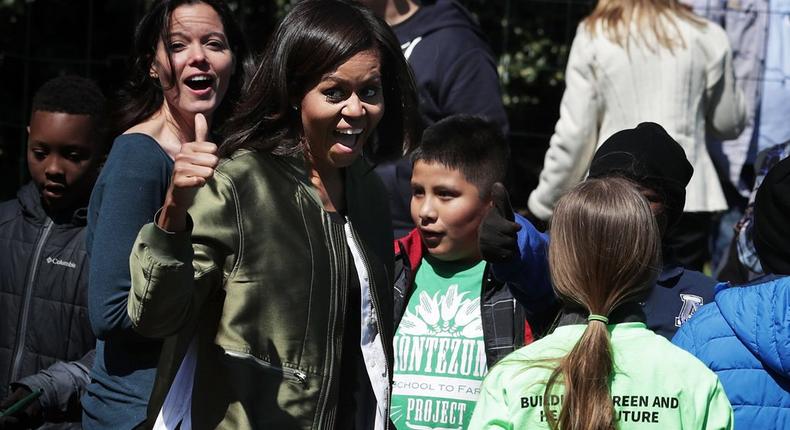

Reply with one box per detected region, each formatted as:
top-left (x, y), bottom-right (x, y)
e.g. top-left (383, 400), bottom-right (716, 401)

top-left (673, 156), bottom-right (790, 428)
top-left (752, 157), bottom-right (790, 275)
top-left (587, 122), bottom-right (718, 339)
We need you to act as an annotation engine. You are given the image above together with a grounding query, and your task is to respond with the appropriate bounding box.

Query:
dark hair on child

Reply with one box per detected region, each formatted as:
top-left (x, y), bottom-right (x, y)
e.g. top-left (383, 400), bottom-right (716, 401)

top-left (410, 115), bottom-right (509, 198)
top-left (545, 177), bottom-right (661, 430)
top-left (32, 75), bottom-right (106, 117)
top-left (110, 0), bottom-right (254, 138)
top-left (31, 75), bottom-right (108, 147)
top-left (219, 0), bottom-right (421, 161)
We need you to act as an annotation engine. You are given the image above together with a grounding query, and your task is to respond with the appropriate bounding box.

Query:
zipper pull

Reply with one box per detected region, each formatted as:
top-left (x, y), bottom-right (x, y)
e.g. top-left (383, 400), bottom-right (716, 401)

top-left (293, 370), bottom-right (308, 387)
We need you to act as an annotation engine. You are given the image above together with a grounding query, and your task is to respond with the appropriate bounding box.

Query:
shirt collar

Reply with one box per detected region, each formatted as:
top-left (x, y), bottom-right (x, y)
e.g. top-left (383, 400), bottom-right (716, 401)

top-left (556, 302), bottom-right (646, 328)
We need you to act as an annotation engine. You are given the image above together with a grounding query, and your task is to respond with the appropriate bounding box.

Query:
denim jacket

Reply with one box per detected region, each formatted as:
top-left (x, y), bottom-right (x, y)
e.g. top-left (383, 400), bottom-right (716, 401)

top-left (690, 0), bottom-right (790, 195)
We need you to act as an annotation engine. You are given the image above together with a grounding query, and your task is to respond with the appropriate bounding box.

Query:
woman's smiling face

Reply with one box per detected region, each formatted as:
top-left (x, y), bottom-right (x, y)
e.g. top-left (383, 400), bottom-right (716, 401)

top-left (151, 2), bottom-right (235, 121)
top-left (300, 49), bottom-right (385, 170)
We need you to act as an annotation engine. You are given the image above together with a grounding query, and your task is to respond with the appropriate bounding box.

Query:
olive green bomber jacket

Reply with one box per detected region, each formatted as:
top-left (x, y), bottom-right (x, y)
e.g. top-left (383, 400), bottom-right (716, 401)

top-left (127, 150), bottom-right (395, 429)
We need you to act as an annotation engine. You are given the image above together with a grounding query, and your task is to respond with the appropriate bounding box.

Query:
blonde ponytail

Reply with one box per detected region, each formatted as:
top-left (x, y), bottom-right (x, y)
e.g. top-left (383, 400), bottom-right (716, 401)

top-left (544, 178), bottom-right (661, 430)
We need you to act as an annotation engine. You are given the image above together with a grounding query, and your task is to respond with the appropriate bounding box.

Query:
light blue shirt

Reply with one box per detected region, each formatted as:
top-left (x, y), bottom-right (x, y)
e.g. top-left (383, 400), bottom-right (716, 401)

top-left (757, 0), bottom-right (790, 151)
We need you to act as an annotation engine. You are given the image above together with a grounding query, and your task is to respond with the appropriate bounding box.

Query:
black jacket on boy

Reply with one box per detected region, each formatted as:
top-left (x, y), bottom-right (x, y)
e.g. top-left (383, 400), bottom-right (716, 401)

top-left (0, 182), bottom-right (94, 420)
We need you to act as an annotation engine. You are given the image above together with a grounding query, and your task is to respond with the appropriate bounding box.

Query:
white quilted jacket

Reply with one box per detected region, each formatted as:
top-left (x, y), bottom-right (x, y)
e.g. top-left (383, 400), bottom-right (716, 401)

top-left (528, 15), bottom-right (746, 220)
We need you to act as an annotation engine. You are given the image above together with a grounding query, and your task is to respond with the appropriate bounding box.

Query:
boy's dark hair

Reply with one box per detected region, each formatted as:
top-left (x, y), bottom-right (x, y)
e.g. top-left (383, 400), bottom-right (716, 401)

top-left (31, 75), bottom-right (105, 117)
top-left (411, 115), bottom-right (509, 198)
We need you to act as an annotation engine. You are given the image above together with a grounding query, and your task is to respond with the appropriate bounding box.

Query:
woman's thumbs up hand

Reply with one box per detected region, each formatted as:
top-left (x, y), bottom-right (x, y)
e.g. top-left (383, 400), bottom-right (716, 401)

top-left (158, 113), bottom-right (219, 232)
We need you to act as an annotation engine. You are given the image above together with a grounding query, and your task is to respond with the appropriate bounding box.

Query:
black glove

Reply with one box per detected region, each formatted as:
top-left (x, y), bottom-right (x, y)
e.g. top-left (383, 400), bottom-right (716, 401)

top-left (0, 386), bottom-right (43, 430)
top-left (479, 183), bottom-right (522, 263)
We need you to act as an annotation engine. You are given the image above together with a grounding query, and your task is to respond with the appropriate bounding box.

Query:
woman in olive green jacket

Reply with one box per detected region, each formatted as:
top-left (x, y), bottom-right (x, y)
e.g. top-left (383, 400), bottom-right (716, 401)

top-left (126, 1), bottom-right (421, 428)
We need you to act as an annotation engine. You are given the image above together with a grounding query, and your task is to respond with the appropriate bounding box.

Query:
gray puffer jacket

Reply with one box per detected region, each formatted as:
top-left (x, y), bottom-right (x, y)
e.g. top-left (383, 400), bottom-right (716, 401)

top-left (0, 182), bottom-right (95, 423)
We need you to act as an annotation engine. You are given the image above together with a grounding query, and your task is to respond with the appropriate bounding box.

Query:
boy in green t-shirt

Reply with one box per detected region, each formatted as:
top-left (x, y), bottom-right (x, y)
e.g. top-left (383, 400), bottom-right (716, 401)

top-left (390, 115), bottom-right (555, 429)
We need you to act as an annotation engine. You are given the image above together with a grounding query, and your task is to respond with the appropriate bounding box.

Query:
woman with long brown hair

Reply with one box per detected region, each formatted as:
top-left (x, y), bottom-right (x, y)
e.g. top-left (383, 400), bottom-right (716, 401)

top-left (470, 177), bottom-right (733, 430)
top-left (526, 0), bottom-right (746, 270)
top-left (83, 1), bottom-right (252, 428)
top-left (124, 0), bottom-right (420, 428)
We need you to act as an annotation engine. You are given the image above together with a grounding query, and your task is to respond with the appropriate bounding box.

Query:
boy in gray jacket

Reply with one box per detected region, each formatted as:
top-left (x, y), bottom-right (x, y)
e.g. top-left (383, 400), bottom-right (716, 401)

top-left (0, 76), bottom-right (105, 428)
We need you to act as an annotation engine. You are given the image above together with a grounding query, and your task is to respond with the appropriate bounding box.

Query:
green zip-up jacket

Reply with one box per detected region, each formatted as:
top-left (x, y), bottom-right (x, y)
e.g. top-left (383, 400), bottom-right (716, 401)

top-left (470, 322), bottom-right (733, 430)
top-left (127, 150), bottom-right (395, 429)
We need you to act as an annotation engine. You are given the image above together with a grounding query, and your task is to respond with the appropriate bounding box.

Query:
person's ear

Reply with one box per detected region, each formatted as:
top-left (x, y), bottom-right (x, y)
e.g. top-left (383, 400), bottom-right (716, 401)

top-left (149, 64), bottom-right (159, 80)
top-left (26, 125), bottom-right (30, 134)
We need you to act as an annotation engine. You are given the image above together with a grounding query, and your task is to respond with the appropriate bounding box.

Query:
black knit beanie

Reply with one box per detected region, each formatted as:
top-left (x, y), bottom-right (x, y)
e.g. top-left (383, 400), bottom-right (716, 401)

top-left (753, 156), bottom-right (790, 275)
top-left (588, 122), bottom-right (693, 228)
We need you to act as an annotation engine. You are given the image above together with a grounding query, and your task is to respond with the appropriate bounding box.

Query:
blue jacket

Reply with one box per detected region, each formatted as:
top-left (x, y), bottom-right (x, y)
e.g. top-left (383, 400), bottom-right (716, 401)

top-left (673, 275), bottom-right (790, 429)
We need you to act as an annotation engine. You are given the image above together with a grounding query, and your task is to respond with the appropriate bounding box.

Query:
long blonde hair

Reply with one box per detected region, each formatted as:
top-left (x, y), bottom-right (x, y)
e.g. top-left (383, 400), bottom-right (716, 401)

top-left (584, 0), bottom-right (704, 51)
top-left (544, 178), bottom-right (661, 430)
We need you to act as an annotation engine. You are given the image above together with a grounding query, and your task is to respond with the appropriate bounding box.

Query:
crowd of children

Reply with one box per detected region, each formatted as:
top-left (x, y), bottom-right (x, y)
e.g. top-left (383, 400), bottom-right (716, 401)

top-left (2, 0), bottom-right (790, 429)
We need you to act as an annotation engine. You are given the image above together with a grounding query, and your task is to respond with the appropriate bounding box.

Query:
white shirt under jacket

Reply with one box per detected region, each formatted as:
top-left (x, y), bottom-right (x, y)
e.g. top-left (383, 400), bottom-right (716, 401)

top-left (528, 16), bottom-right (746, 220)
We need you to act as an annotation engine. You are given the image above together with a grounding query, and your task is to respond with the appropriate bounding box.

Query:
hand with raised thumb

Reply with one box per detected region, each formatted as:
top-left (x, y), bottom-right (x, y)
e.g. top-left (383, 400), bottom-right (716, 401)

top-left (158, 113), bottom-right (219, 231)
top-left (479, 182), bottom-right (522, 263)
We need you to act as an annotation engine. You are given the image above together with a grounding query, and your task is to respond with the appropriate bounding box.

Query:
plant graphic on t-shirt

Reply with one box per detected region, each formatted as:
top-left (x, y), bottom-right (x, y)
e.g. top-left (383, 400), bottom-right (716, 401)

top-left (399, 285), bottom-right (482, 338)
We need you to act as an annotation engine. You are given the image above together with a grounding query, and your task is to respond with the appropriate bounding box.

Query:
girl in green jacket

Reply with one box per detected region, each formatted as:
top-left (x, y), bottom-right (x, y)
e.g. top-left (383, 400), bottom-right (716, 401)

top-left (470, 178), bottom-right (733, 430)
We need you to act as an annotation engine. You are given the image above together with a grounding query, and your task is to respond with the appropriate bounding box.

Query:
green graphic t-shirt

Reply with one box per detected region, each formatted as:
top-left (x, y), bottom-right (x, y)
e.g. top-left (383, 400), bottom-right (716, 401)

top-left (469, 323), bottom-right (734, 429)
top-left (391, 257), bottom-right (488, 430)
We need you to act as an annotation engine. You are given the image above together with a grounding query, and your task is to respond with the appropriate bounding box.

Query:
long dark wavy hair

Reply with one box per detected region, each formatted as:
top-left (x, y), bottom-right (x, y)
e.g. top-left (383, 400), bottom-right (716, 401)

top-left (109, 0), bottom-right (255, 139)
top-left (219, 0), bottom-right (421, 163)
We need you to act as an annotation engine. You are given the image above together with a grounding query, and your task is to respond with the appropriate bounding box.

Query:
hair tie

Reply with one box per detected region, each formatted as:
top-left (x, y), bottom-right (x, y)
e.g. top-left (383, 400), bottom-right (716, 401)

top-left (587, 314), bottom-right (609, 324)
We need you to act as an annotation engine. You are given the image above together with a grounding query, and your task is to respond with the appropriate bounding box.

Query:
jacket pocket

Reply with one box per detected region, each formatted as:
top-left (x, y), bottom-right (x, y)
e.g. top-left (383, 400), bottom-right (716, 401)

top-left (222, 349), bottom-right (308, 387)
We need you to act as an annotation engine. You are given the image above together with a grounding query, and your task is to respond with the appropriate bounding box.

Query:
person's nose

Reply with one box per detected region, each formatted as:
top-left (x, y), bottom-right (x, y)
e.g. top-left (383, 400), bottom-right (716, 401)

top-left (418, 198), bottom-right (437, 224)
top-left (187, 43), bottom-right (207, 66)
top-left (342, 93), bottom-right (365, 118)
top-left (44, 155), bottom-right (65, 178)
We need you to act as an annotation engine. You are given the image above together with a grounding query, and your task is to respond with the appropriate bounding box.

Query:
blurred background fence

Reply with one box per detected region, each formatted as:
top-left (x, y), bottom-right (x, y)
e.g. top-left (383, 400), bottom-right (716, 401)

top-left (0, 0), bottom-right (597, 207)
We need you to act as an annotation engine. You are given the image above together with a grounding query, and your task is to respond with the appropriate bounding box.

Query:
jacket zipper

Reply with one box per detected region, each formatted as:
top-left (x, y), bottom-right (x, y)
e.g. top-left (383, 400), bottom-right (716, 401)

top-left (223, 350), bottom-right (308, 387)
top-left (9, 218), bottom-right (53, 383)
top-left (316, 216), bottom-right (343, 429)
top-left (347, 221), bottom-right (391, 430)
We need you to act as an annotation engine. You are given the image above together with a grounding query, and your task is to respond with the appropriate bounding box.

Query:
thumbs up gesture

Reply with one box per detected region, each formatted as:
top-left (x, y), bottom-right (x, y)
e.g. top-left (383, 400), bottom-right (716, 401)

top-left (171, 113), bottom-right (219, 195)
top-left (158, 113), bottom-right (219, 231)
top-left (479, 183), bottom-right (522, 263)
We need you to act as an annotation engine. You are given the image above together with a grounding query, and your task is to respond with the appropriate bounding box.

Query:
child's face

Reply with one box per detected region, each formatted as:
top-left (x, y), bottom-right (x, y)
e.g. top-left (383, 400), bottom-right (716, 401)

top-left (27, 110), bottom-right (101, 214)
top-left (410, 160), bottom-right (491, 263)
top-left (633, 183), bottom-right (668, 233)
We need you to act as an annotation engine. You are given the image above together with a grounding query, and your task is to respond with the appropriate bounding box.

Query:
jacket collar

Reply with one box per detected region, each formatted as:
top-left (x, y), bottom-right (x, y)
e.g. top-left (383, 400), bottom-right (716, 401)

top-left (395, 228), bottom-right (424, 273)
top-left (657, 246), bottom-right (684, 285)
top-left (657, 263), bottom-right (684, 285)
top-left (556, 302), bottom-right (646, 327)
top-left (17, 181), bottom-right (87, 227)
top-left (17, 181), bottom-right (47, 223)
